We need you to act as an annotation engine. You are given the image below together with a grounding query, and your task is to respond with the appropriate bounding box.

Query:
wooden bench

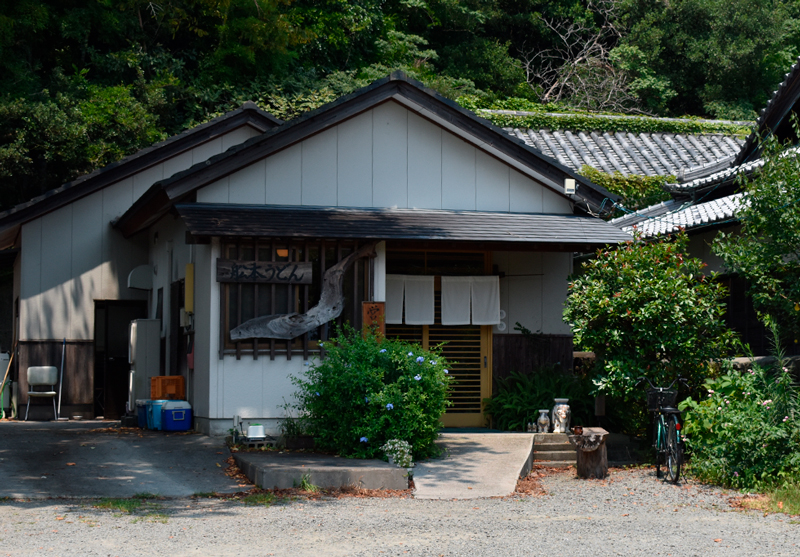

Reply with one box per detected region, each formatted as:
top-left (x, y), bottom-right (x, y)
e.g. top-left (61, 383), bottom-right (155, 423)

top-left (568, 427), bottom-right (609, 479)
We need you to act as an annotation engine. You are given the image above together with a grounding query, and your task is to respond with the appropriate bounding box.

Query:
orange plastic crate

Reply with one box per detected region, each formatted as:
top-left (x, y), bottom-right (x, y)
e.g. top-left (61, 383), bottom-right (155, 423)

top-left (151, 376), bottom-right (186, 400)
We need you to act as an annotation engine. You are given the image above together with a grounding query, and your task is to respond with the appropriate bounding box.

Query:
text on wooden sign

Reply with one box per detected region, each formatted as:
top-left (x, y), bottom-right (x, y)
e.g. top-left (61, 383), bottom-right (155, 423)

top-left (216, 259), bottom-right (313, 284)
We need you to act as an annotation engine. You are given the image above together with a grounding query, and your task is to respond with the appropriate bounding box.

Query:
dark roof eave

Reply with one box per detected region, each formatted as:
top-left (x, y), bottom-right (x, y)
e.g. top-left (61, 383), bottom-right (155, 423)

top-left (174, 203), bottom-right (632, 249)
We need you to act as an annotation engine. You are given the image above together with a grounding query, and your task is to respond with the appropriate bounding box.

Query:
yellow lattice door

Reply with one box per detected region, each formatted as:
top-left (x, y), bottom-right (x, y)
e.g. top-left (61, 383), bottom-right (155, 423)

top-left (386, 289), bottom-right (492, 428)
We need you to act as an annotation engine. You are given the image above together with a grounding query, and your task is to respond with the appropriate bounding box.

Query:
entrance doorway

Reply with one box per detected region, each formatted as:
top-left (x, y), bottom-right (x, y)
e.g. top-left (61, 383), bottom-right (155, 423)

top-left (385, 250), bottom-right (493, 427)
top-left (94, 300), bottom-right (148, 419)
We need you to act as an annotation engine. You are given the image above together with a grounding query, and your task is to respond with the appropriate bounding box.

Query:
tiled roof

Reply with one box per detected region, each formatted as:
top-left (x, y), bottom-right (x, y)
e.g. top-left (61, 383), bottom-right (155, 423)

top-left (666, 143), bottom-right (800, 193)
top-left (614, 193), bottom-right (745, 238)
top-left (506, 129), bottom-right (744, 177)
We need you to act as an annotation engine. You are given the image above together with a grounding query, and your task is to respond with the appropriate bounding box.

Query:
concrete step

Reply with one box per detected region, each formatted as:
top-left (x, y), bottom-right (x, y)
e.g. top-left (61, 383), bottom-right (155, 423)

top-left (534, 433), bottom-right (569, 443)
top-left (532, 460), bottom-right (575, 468)
top-left (534, 442), bottom-right (574, 451)
top-left (532, 450), bottom-right (577, 461)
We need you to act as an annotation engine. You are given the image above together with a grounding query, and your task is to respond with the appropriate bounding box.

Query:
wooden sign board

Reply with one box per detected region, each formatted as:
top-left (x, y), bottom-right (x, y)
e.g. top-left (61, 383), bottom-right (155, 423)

top-left (362, 301), bottom-right (386, 337)
top-left (216, 259), bottom-right (313, 284)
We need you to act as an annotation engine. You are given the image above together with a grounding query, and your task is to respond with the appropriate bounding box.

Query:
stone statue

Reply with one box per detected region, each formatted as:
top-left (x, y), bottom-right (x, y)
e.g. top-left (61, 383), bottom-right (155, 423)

top-left (551, 398), bottom-right (571, 434)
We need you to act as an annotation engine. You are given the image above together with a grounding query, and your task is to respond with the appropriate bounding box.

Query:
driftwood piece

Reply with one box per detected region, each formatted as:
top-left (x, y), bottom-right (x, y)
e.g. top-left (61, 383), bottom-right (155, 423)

top-left (230, 242), bottom-right (377, 341)
top-left (569, 427), bottom-right (609, 479)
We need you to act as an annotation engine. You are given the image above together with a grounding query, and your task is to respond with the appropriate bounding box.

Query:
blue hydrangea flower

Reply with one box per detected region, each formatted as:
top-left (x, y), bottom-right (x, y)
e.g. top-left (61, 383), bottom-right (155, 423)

top-left (360, 436), bottom-right (368, 443)
top-left (379, 348), bottom-right (387, 353)
top-left (416, 356), bottom-right (425, 364)
top-left (315, 392), bottom-right (320, 396)
top-left (414, 374), bottom-right (422, 381)
top-left (444, 369), bottom-right (449, 374)
top-left (407, 351), bottom-right (414, 357)
top-left (429, 360), bottom-right (436, 365)
top-left (386, 403), bottom-right (394, 410)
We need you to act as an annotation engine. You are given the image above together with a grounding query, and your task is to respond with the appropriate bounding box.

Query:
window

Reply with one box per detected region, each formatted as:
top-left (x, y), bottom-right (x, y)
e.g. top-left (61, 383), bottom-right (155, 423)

top-left (220, 239), bottom-right (369, 359)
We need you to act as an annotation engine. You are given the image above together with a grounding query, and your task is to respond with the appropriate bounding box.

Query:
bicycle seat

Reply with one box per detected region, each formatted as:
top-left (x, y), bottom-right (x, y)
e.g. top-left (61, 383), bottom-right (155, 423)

top-left (660, 407), bottom-right (681, 414)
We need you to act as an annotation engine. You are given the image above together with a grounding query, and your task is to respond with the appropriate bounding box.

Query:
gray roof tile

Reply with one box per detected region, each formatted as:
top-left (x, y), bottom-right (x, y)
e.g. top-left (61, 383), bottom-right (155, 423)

top-left (614, 193), bottom-right (745, 238)
top-left (507, 129), bottom-right (744, 177)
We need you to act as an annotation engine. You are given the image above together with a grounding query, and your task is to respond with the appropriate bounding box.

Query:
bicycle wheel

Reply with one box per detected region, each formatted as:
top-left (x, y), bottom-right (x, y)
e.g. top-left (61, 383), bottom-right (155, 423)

top-left (665, 415), bottom-right (682, 483)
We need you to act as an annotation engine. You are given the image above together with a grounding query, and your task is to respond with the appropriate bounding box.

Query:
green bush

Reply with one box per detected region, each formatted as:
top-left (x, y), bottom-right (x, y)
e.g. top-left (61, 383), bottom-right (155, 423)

top-left (292, 327), bottom-right (452, 460)
top-left (483, 367), bottom-right (595, 431)
top-left (680, 338), bottom-right (800, 490)
top-left (564, 231), bottom-right (735, 435)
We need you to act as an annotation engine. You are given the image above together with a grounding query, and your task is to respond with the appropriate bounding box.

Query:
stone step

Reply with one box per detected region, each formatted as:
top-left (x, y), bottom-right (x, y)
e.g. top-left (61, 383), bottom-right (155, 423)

top-left (533, 450), bottom-right (577, 461)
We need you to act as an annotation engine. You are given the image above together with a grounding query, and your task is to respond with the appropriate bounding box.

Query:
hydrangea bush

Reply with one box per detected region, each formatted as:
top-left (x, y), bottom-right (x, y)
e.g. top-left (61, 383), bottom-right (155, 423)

top-left (292, 326), bottom-right (452, 460)
top-left (680, 352), bottom-right (800, 490)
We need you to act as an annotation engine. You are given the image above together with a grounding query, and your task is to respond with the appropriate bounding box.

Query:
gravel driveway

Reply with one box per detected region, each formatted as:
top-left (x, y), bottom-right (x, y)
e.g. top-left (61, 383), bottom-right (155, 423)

top-left (1, 466), bottom-right (797, 556)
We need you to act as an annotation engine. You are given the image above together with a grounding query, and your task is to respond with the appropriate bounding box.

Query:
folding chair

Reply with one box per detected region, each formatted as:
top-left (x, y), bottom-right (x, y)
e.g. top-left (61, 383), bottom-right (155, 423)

top-left (25, 366), bottom-right (58, 421)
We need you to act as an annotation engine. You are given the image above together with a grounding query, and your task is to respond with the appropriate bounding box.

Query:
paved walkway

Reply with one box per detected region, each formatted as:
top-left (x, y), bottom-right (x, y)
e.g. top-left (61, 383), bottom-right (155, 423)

top-left (0, 421), bottom-right (240, 498)
top-left (412, 432), bottom-right (534, 499)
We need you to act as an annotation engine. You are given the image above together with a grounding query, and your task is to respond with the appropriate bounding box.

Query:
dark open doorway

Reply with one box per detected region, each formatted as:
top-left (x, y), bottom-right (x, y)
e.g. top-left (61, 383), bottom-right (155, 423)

top-left (94, 300), bottom-right (148, 419)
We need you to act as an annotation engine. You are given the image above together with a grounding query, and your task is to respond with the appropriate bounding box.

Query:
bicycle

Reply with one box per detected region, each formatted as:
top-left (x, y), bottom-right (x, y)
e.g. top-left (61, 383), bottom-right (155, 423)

top-left (635, 376), bottom-right (688, 483)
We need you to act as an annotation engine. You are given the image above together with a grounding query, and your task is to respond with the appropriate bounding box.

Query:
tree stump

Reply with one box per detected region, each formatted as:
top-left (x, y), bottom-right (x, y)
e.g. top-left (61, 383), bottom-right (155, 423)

top-left (568, 427), bottom-right (609, 479)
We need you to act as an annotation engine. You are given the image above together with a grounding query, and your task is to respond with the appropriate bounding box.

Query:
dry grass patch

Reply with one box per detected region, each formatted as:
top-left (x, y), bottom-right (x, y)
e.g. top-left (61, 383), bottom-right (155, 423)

top-left (732, 484), bottom-right (800, 517)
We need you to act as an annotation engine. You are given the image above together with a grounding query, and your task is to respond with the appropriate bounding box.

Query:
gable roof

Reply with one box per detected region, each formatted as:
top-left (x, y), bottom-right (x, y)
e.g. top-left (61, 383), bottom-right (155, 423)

top-left (736, 56), bottom-right (800, 166)
top-left (116, 72), bottom-right (620, 239)
top-left (507, 129), bottom-right (743, 178)
top-left (0, 103), bottom-right (282, 249)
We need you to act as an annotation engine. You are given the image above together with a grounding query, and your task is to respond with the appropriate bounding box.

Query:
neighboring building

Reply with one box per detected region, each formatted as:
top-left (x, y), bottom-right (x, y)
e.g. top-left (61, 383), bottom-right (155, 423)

top-left (607, 57), bottom-right (800, 354)
top-left (0, 73), bottom-right (630, 431)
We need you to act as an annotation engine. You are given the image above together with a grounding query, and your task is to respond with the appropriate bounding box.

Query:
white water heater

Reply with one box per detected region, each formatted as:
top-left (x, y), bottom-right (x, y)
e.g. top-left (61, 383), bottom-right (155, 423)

top-left (128, 319), bottom-right (161, 410)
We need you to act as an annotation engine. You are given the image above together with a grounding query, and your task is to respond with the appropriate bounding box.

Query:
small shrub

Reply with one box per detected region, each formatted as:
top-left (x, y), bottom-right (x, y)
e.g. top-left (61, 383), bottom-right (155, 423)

top-left (680, 334), bottom-right (800, 490)
top-left (483, 366), bottom-right (595, 431)
top-left (381, 439), bottom-right (414, 468)
top-left (292, 326), bottom-right (452, 460)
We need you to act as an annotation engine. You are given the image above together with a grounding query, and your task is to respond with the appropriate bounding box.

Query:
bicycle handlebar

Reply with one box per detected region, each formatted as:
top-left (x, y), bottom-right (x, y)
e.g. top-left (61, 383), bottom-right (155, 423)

top-left (634, 376), bottom-right (688, 390)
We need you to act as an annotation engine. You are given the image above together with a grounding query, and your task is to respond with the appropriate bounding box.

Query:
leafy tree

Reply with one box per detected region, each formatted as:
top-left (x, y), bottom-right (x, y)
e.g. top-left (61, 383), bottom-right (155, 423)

top-left (618, 0), bottom-right (800, 117)
top-left (564, 232), bottom-right (735, 432)
top-left (714, 131), bottom-right (800, 342)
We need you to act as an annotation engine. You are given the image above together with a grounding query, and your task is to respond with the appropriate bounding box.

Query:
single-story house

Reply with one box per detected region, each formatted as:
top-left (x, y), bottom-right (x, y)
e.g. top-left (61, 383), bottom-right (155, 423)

top-left (0, 72), bottom-right (631, 432)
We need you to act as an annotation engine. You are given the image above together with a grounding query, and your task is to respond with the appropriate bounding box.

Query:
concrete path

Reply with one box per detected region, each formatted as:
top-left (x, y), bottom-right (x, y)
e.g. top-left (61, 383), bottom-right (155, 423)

top-left (0, 421), bottom-right (241, 498)
top-left (412, 433), bottom-right (534, 499)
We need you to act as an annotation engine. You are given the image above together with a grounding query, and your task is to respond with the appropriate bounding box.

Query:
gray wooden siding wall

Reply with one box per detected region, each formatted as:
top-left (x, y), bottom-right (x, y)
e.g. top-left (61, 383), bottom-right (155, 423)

top-left (198, 101), bottom-right (572, 215)
top-left (18, 125), bottom-right (261, 343)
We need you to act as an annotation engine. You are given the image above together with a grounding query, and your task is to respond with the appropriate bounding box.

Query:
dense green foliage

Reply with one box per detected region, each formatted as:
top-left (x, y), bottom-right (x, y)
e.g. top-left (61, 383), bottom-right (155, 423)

top-left (680, 334), bottom-right (800, 490)
top-left (459, 95), bottom-right (753, 135)
top-left (564, 232), bottom-right (735, 433)
top-left (483, 366), bottom-right (594, 431)
top-left (0, 0), bottom-right (795, 211)
top-left (292, 327), bottom-right (451, 460)
top-left (578, 166), bottom-right (672, 214)
top-left (714, 131), bottom-right (800, 343)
